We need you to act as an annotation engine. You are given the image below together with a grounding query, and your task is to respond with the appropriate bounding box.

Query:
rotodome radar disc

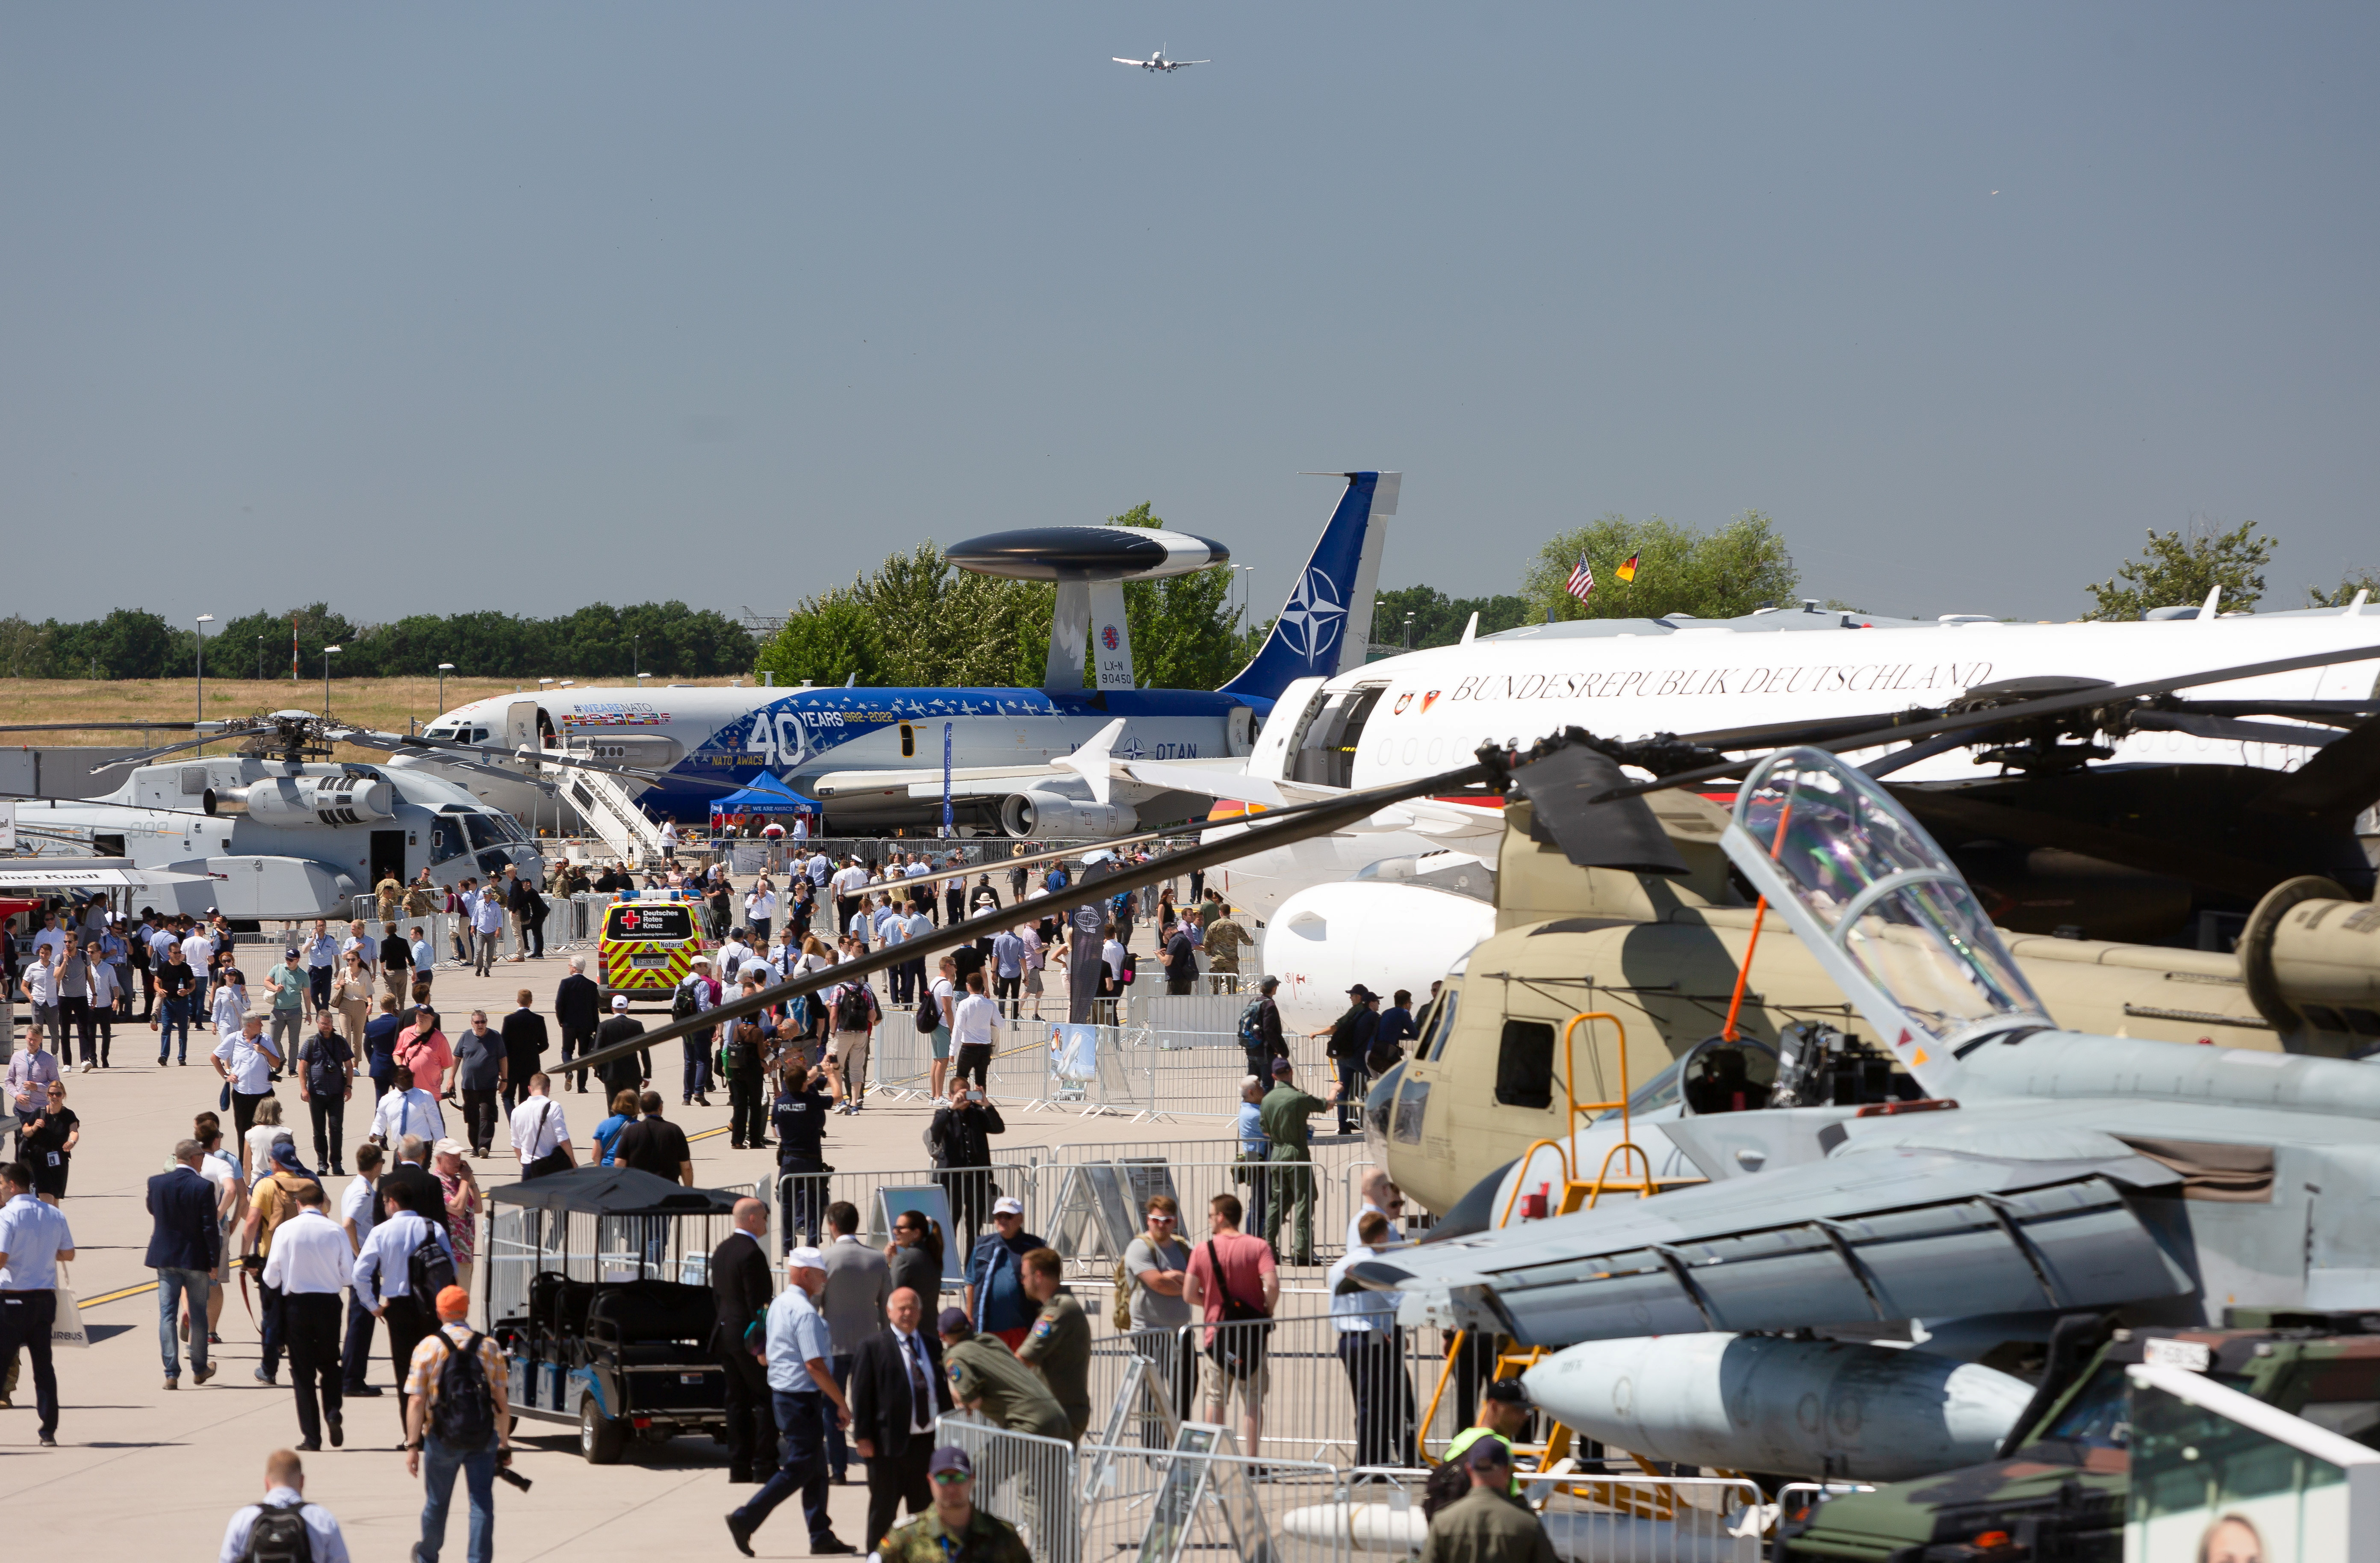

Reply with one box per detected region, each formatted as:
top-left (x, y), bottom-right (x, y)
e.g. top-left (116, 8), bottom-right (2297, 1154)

top-left (945, 526), bottom-right (1227, 580)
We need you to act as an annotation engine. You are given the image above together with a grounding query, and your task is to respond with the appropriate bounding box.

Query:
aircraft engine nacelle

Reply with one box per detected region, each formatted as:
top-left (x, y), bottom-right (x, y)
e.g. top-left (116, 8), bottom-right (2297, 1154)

top-left (1000, 792), bottom-right (1137, 838)
top-left (1261, 880), bottom-right (1496, 1033)
top-left (1522, 1333), bottom-right (2035, 1483)
top-left (216, 775), bottom-right (398, 827)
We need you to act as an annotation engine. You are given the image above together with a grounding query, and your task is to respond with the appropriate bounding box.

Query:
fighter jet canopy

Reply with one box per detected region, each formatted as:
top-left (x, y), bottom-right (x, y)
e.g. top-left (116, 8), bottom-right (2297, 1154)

top-left (1731, 748), bottom-right (2052, 1059)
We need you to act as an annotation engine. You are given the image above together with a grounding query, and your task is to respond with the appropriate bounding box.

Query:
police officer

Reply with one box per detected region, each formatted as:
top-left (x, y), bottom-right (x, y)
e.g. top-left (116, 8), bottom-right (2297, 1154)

top-left (771, 1064), bottom-right (836, 1249)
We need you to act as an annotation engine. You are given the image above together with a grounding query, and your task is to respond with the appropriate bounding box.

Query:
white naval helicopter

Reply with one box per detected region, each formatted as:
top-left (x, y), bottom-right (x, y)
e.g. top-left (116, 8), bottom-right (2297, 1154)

top-left (2, 710), bottom-right (561, 920)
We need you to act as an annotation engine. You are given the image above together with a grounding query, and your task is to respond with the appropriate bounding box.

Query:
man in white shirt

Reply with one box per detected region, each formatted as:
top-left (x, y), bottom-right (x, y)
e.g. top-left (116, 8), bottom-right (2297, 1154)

top-left (351, 1177), bottom-right (456, 1423)
top-left (746, 882), bottom-right (778, 945)
top-left (949, 972), bottom-right (1000, 1092)
top-left (790, 812), bottom-right (810, 842)
top-left (18, 945), bottom-right (61, 1055)
top-left (0, 1162), bottom-right (76, 1444)
top-left (1345, 1170), bottom-right (1407, 1255)
top-left (302, 919), bottom-right (342, 1019)
top-left (1017, 922), bottom-right (1046, 1020)
top-left (181, 922), bottom-right (217, 1006)
top-left (470, 886), bottom-right (507, 976)
top-left (829, 857), bottom-right (869, 934)
top-left (29, 911), bottom-right (70, 965)
top-left (218, 1449), bottom-right (351, 1563)
top-left (371, 1077), bottom-right (447, 1148)
top-left (212, 1013), bottom-right (284, 1142)
top-left (262, 1181), bottom-right (355, 1450)
top-left (714, 929), bottom-right (754, 983)
top-left (660, 818), bottom-right (680, 860)
top-left (508, 1073), bottom-right (576, 1179)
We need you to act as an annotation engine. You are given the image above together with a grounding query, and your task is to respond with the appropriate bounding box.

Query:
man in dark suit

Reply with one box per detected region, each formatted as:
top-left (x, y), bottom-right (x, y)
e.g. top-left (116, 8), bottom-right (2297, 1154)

top-left (592, 996), bottom-right (651, 1101)
top-left (500, 990), bottom-right (549, 1114)
top-left (145, 1136), bottom-right (222, 1389)
top-left (379, 1135), bottom-right (450, 1238)
top-left (847, 1285), bottom-right (953, 1550)
top-left (711, 1196), bottom-right (777, 1484)
top-left (554, 957), bottom-right (603, 1093)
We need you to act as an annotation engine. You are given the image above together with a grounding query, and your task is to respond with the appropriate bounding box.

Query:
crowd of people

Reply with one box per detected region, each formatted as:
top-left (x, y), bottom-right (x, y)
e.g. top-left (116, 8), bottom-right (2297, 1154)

top-left (0, 833), bottom-right (1520, 1563)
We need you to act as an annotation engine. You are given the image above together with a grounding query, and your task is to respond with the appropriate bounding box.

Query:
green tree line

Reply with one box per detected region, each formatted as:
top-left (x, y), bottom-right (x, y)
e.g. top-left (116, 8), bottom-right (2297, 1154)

top-left (754, 504), bottom-right (1261, 689)
top-left (0, 602), bottom-right (754, 681)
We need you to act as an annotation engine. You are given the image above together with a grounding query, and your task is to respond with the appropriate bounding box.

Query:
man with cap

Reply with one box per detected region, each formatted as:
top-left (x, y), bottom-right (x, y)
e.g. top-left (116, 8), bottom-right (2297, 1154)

top-left (726, 1246), bottom-right (857, 1556)
top-left (961, 1195), bottom-right (1044, 1349)
top-left (404, 1283), bottom-right (512, 1563)
top-left (1442, 1378), bottom-right (1535, 1496)
top-left (1420, 1438), bottom-right (1558, 1563)
top-left (872, 1445), bottom-right (1031, 1563)
top-left (1315, 984), bottom-right (1380, 1135)
top-left (1257, 1059), bottom-right (1331, 1265)
top-left (935, 1307), bottom-right (1068, 1439)
top-left (676, 954), bottom-right (720, 1108)
top-left (591, 994), bottom-right (651, 1102)
top-left (1239, 975), bottom-right (1286, 1083)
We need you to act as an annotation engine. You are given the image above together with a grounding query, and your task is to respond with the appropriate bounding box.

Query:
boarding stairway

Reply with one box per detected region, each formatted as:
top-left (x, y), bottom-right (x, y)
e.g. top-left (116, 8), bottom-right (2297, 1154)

top-left (554, 753), bottom-right (669, 866)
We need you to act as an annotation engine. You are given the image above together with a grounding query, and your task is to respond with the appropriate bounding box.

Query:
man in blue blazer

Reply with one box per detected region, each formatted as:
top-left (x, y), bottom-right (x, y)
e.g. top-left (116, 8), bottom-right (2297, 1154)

top-left (146, 1137), bottom-right (221, 1389)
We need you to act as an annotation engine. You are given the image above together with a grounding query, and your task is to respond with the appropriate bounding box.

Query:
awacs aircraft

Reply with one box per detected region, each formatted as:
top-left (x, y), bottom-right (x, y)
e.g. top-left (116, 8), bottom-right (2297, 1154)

top-left (1348, 739), bottom-right (2380, 1483)
top-left (403, 473), bottom-right (1397, 833)
top-left (1203, 591), bottom-right (2380, 953)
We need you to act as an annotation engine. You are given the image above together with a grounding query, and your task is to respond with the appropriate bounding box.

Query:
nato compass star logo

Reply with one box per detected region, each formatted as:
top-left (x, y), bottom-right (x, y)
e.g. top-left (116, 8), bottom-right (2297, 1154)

top-left (1277, 566), bottom-right (1345, 663)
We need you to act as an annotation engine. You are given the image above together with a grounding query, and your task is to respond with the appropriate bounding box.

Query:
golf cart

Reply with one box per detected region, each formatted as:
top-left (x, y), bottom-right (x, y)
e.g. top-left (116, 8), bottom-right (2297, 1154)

top-left (486, 1166), bottom-right (749, 1464)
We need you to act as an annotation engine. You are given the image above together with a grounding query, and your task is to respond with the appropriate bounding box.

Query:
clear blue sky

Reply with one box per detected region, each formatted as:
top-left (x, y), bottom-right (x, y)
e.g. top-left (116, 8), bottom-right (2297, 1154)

top-left (5, 4), bottom-right (2375, 628)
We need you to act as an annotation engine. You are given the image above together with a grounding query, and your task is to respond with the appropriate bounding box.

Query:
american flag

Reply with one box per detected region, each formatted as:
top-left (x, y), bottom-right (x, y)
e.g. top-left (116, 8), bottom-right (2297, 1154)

top-left (1565, 552), bottom-right (1595, 602)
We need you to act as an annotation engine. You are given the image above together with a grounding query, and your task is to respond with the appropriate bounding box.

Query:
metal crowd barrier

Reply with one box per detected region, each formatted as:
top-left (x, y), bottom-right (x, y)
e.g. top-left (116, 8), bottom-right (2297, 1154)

top-left (770, 1161), bottom-right (1036, 1272)
top-left (934, 1415), bottom-right (1085, 1563)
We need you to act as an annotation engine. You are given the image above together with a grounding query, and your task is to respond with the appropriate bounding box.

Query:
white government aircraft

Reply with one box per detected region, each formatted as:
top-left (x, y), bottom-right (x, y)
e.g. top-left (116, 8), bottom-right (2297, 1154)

top-left (1178, 591), bottom-right (2380, 1028)
top-left (1113, 49), bottom-right (1208, 73)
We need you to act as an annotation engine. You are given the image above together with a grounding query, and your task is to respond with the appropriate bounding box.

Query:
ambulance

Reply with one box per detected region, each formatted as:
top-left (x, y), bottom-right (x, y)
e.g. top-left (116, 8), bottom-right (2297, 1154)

top-left (596, 889), bottom-right (708, 1009)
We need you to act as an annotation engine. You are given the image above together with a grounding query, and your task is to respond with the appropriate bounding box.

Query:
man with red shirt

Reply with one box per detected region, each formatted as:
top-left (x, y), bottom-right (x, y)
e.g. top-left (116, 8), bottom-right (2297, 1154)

top-left (1180, 1192), bottom-right (1279, 1458)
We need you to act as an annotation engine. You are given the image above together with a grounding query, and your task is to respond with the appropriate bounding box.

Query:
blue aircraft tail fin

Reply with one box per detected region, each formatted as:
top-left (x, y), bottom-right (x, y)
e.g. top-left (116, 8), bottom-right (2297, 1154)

top-left (1218, 470), bottom-right (1396, 700)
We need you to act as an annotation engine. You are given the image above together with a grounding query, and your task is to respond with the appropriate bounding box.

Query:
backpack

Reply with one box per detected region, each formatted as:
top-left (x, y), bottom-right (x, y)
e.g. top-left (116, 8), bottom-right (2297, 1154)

top-left (721, 948), bottom-right (743, 980)
top-left (914, 987), bottom-right (940, 1034)
top-left (240, 1500), bottom-right (314, 1563)
top-left (670, 981), bottom-right (702, 1022)
top-left (1238, 998), bottom-right (1267, 1051)
top-left (407, 1224), bottom-right (457, 1302)
top-left (1200, 1238), bottom-right (1272, 1379)
top-left (428, 1329), bottom-right (498, 1448)
top-left (832, 984), bottom-right (872, 1033)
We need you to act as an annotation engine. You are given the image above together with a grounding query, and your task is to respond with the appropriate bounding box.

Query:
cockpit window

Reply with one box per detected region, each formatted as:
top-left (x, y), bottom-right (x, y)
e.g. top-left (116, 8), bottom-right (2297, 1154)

top-left (1734, 749), bottom-right (2052, 1052)
top-left (463, 814), bottom-right (504, 851)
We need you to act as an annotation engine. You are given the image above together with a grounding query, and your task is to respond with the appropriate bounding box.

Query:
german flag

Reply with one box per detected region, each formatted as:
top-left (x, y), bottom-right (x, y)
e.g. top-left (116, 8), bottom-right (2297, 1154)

top-left (1615, 553), bottom-right (1640, 583)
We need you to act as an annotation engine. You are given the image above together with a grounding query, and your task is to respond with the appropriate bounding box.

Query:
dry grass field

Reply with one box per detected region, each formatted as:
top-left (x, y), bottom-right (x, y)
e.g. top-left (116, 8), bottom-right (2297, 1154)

top-left (0, 674), bottom-right (749, 759)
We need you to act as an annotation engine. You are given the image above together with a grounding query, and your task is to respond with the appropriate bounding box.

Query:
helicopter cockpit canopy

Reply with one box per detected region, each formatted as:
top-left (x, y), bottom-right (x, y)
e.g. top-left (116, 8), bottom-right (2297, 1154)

top-left (1725, 748), bottom-right (2053, 1063)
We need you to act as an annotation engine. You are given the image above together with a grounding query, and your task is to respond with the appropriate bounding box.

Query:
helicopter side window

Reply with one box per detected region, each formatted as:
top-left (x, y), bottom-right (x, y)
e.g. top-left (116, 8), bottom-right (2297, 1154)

top-left (429, 818), bottom-right (467, 864)
top-left (1494, 1019), bottom-right (1556, 1110)
top-left (1415, 987), bottom-right (1461, 1061)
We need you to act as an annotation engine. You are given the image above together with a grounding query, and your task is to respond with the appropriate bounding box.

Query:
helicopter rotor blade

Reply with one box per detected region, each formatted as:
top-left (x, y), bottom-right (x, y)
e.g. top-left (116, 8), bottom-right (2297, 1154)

top-left (88, 731), bottom-right (249, 773)
top-left (1590, 641), bottom-right (2380, 804)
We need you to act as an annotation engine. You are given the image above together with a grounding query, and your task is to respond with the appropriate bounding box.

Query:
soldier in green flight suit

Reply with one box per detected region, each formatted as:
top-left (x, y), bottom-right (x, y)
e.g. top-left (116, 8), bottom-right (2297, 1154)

top-left (1258, 1058), bottom-right (1332, 1264)
top-left (874, 1445), bottom-right (1032, 1563)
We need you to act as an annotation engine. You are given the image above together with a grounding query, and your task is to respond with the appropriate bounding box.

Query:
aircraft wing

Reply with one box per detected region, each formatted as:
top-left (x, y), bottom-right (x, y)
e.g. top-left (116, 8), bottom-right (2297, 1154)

top-left (1359, 1121), bottom-right (2194, 1344)
top-left (1113, 57), bottom-right (1144, 65)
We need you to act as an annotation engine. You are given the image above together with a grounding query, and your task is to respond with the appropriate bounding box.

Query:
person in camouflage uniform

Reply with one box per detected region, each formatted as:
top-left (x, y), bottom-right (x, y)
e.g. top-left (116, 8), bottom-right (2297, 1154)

top-left (874, 1445), bottom-right (1031, 1563)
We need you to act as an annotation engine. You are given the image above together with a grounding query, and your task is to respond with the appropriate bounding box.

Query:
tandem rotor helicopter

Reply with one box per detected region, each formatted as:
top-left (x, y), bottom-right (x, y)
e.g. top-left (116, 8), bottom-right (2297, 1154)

top-left (0, 709), bottom-right (699, 920)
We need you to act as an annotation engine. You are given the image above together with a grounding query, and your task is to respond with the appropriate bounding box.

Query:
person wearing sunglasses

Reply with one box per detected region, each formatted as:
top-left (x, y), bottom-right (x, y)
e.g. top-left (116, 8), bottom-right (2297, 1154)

top-left (871, 1445), bottom-right (1029, 1563)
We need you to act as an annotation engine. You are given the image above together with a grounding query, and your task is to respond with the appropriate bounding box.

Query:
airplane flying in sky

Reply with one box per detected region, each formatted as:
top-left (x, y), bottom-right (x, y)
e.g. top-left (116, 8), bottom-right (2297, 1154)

top-left (404, 473), bottom-right (1396, 833)
top-left (1113, 49), bottom-right (1208, 72)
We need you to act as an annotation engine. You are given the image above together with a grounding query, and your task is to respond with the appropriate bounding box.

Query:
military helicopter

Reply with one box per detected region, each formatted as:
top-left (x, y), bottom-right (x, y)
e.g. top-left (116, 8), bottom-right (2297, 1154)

top-left (1344, 735), bottom-right (2380, 1482)
top-left (0, 709), bottom-right (673, 919)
